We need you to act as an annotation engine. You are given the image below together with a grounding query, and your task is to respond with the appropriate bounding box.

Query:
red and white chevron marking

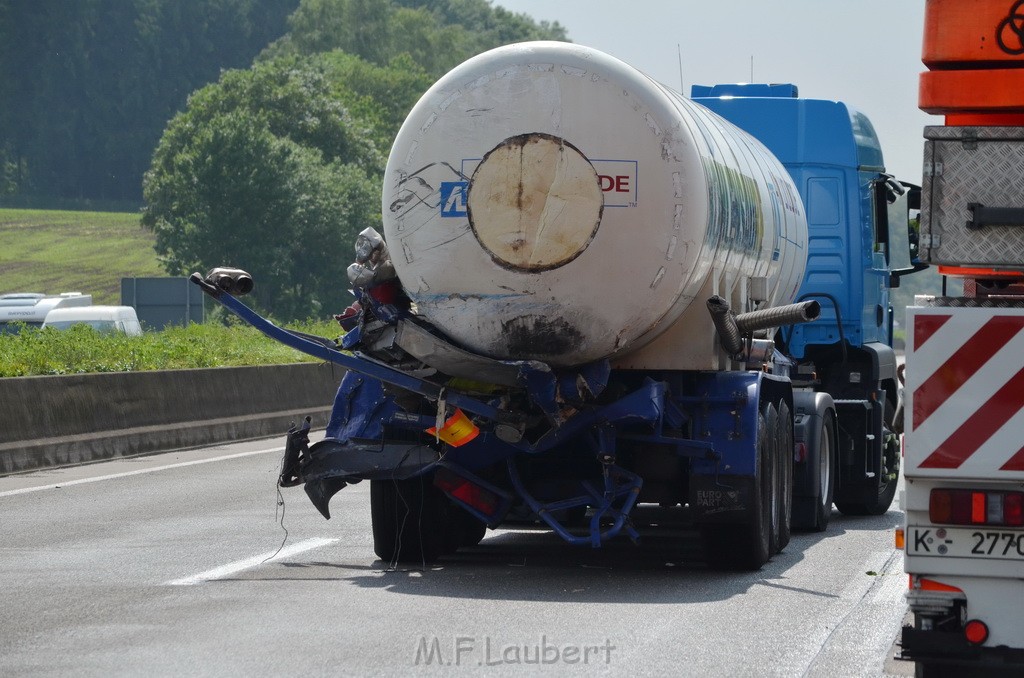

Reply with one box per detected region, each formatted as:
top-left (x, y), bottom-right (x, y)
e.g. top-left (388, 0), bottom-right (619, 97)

top-left (906, 306), bottom-right (1024, 477)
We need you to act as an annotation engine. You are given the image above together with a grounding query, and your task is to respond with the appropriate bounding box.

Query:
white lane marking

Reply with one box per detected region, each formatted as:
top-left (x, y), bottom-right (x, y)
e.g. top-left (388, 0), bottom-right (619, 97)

top-left (0, 447), bottom-right (280, 498)
top-left (166, 537), bottom-right (339, 586)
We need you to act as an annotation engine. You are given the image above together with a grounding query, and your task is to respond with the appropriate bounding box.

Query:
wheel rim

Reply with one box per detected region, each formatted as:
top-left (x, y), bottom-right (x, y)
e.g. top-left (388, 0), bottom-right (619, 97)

top-left (767, 414), bottom-right (779, 539)
top-left (818, 423), bottom-right (832, 510)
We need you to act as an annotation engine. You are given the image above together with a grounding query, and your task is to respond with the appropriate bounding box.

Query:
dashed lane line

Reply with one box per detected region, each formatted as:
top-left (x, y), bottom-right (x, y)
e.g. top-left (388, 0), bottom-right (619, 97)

top-left (165, 537), bottom-right (340, 586)
top-left (0, 447), bottom-right (281, 498)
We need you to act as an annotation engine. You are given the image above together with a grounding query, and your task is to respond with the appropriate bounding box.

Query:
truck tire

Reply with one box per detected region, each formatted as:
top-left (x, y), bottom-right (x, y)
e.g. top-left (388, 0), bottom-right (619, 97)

top-left (793, 408), bottom-right (836, 531)
top-left (763, 403), bottom-right (783, 554)
top-left (702, 411), bottom-right (773, 570)
top-left (370, 475), bottom-right (451, 565)
top-left (775, 400), bottom-right (794, 552)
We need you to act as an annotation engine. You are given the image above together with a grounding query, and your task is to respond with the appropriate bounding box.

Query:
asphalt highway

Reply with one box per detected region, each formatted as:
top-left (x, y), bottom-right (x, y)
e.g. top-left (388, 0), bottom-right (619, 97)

top-left (1, 437), bottom-right (913, 677)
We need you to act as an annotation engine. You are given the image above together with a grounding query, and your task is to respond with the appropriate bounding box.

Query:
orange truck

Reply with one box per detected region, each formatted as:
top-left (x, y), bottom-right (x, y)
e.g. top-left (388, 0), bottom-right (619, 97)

top-left (901, 1), bottom-right (1024, 675)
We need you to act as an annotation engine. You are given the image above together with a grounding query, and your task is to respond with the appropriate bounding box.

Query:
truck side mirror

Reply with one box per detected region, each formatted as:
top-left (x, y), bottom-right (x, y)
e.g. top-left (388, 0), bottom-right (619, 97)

top-left (879, 178), bottom-right (928, 285)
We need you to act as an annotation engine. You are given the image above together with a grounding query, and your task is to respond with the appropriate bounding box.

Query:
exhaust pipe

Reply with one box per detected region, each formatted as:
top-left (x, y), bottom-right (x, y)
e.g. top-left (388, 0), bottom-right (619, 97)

top-left (202, 267), bottom-right (254, 296)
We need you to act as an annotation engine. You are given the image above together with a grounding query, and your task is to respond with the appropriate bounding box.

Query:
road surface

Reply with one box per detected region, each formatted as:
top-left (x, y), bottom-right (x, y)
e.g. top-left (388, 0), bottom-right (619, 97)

top-left (1, 437), bottom-right (913, 677)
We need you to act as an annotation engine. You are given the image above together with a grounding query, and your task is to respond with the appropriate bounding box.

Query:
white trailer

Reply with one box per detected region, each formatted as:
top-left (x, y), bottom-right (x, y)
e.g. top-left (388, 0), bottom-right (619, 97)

top-left (902, 300), bottom-right (1024, 675)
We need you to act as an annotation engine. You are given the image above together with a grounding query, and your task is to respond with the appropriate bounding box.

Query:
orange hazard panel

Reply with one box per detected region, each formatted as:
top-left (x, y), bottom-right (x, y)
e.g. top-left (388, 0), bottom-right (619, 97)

top-left (919, 69), bottom-right (1024, 114)
top-left (923, 0), bottom-right (1024, 67)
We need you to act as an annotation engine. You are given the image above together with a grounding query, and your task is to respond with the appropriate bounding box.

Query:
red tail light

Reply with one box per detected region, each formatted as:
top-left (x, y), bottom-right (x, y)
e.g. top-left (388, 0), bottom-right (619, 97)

top-left (930, 489), bottom-right (1024, 527)
top-left (964, 619), bottom-right (989, 645)
top-left (432, 465), bottom-right (511, 523)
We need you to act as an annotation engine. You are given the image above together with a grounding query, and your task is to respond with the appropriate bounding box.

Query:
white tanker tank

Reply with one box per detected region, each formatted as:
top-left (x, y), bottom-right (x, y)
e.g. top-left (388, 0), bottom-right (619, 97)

top-left (382, 42), bottom-right (807, 369)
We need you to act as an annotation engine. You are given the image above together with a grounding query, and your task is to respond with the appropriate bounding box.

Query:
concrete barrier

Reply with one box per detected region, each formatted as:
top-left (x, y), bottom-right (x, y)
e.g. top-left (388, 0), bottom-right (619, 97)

top-left (0, 363), bottom-right (344, 475)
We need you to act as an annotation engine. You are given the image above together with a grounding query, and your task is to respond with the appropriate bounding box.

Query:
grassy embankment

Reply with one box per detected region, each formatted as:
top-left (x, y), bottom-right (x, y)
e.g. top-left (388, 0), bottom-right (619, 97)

top-left (0, 208), bottom-right (340, 376)
top-left (0, 208), bottom-right (163, 303)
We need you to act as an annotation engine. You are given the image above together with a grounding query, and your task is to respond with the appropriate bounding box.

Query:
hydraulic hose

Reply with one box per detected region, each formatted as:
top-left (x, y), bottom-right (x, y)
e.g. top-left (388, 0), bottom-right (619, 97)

top-left (735, 300), bottom-right (820, 334)
top-left (707, 296), bottom-right (821, 356)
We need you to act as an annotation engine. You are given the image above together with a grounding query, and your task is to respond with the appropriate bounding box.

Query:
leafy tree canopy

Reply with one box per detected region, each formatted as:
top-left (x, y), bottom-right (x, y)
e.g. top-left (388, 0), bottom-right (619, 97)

top-left (142, 58), bottom-right (380, 319)
top-left (0, 0), bottom-right (298, 205)
top-left (140, 0), bottom-right (569, 319)
top-left (267, 0), bottom-right (567, 77)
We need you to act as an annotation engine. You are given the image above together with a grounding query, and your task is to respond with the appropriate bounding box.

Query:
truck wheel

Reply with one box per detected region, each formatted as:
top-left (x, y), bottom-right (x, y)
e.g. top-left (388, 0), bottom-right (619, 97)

top-left (763, 403), bottom-right (783, 554)
top-left (793, 408), bottom-right (836, 531)
top-left (702, 411), bottom-right (773, 570)
top-left (775, 400), bottom-right (794, 552)
top-left (370, 475), bottom-right (450, 565)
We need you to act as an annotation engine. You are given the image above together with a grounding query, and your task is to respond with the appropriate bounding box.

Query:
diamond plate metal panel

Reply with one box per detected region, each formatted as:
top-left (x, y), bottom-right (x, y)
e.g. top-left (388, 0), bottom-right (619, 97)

top-left (921, 126), bottom-right (1024, 268)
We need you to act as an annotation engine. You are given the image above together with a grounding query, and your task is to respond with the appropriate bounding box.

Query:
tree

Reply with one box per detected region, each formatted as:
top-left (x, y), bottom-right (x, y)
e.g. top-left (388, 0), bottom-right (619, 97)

top-left (267, 0), bottom-right (568, 78)
top-left (316, 51), bottom-right (434, 151)
top-left (142, 59), bottom-right (380, 319)
top-left (0, 0), bottom-right (299, 205)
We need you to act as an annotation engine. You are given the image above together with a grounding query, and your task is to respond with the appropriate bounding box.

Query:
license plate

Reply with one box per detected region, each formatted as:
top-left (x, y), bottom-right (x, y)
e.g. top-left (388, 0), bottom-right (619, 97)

top-left (907, 525), bottom-right (1024, 561)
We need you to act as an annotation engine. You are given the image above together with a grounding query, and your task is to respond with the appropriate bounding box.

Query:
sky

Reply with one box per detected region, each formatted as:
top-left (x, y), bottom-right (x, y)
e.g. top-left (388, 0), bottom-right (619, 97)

top-left (494, 0), bottom-right (940, 185)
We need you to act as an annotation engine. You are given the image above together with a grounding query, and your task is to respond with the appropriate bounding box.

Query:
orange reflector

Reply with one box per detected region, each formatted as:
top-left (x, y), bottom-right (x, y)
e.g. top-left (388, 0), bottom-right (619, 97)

top-left (964, 619), bottom-right (989, 645)
top-left (895, 528), bottom-right (905, 550)
top-left (919, 577), bottom-right (964, 593)
top-left (972, 492), bottom-right (987, 524)
top-left (426, 408), bottom-right (480, 447)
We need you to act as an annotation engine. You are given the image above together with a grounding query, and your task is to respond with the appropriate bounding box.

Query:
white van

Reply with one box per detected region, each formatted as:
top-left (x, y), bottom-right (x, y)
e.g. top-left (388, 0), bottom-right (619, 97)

top-left (0, 292), bottom-right (92, 334)
top-left (42, 305), bottom-right (143, 336)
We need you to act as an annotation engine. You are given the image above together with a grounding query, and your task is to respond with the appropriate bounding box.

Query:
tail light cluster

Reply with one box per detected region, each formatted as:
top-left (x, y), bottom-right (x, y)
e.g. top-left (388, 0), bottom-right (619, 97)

top-left (929, 488), bottom-right (1024, 527)
top-left (433, 464), bottom-right (511, 525)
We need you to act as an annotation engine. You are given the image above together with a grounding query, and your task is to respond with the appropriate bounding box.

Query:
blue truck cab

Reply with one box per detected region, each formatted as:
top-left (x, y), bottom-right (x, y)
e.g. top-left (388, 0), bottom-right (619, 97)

top-left (694, 83), bottom-right (919, 519)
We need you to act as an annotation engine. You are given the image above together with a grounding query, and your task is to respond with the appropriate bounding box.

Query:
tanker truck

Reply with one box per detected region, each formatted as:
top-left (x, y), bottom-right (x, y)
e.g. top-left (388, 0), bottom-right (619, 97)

top-left (192, 42), bottom-right (920, 570)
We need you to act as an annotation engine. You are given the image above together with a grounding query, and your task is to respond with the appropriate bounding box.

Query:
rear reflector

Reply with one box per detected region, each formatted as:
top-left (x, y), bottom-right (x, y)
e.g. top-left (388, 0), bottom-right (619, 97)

top-left (914, 576), bottom-right (964, 593)
top-left (964, 619), bottom-right (989, 645)
top-left (425, 408), bottom-right (480, 447)
top-left (930, 488), bottom-right (1024, 527)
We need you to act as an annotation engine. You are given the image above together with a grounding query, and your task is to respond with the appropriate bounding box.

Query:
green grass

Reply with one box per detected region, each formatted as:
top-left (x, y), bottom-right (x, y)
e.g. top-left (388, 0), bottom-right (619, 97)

top-left (0, 208), bottom-right (164, 304)
top-left (0, 208), bottom-right (351, 376)
top-left (0, 318), bottom-right (344, 377)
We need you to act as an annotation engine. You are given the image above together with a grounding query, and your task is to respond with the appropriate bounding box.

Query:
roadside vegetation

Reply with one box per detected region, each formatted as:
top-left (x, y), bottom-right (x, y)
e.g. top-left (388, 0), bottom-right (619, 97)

top-left (0, 318), bottom-right (341, 378)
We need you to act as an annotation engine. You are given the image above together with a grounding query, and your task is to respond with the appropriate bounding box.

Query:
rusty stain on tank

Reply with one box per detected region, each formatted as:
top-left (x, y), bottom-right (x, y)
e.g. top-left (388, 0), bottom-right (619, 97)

top-left (467, 132), bottom-right (604, 272)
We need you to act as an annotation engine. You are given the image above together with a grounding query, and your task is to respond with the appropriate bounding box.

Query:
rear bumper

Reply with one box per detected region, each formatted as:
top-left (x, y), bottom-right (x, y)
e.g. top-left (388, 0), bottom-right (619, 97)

top-left (901, 625), bottom-right (1024, 672)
